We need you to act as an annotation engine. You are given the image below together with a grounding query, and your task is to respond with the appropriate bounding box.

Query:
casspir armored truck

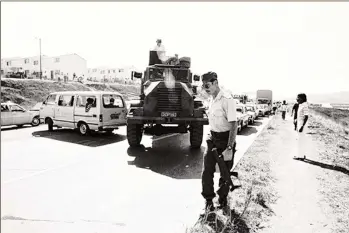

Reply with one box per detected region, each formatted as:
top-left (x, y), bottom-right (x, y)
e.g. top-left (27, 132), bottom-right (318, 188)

top-left (126, 51), bottom-right (209, 149)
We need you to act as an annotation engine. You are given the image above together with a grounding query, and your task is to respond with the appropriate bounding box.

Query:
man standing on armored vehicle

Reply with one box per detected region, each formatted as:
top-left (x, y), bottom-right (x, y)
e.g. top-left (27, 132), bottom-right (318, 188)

top-left (200, 72), bottom-right (238, 212)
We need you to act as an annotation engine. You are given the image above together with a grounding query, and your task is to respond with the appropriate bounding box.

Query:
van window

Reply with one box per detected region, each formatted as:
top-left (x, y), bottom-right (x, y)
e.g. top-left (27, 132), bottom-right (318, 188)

top-left (45, 94), bottom-right (56, 105)
top-left (76, 95), bottom-right (97, 108)
top-left (58, 95), bottom-right (75, 107)
top-left (102, 94), bottom-right (124, 108)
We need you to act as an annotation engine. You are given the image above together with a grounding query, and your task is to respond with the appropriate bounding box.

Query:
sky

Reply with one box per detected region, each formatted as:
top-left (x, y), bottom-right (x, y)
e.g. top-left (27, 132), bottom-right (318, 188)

top-left (1, 2), bottom-right (349, 100)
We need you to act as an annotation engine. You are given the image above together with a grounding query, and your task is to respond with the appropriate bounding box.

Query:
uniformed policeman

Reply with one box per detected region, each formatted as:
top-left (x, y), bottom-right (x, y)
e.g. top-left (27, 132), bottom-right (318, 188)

top-left (201, 71), bottom-right (238, 211)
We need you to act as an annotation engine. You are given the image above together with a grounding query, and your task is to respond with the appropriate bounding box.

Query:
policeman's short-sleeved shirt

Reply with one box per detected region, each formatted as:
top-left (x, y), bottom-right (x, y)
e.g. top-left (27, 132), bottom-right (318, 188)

top-left (297, 102), bottom-right (309, 130)
top-left (207, 90), bottom-right (237, 132)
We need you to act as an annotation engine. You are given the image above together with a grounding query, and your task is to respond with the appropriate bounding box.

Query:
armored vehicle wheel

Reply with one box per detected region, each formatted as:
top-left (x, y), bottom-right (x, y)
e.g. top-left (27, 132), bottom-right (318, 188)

top-left (127, 124), bottom-right (143, 147)
top-left (190, 124), bottom-right (203, 149)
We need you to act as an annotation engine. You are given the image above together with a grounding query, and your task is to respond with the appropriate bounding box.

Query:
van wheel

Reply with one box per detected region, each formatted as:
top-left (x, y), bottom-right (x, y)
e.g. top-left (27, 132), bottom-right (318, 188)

top-left (47, 118), bottom-right (54, 131)
top-left (78, 122), bottom-right (90, 136)
top-left (190, 124), bottom-right (203, 149)
top-left (127, 124), bottom-right (143, 147)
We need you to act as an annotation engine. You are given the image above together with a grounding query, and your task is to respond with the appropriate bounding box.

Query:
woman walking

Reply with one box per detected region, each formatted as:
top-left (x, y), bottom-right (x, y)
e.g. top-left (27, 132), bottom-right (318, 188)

top-left (280, 100), bottom-right (287, 120)
top-left (294, 93), bottom-right (309, 160)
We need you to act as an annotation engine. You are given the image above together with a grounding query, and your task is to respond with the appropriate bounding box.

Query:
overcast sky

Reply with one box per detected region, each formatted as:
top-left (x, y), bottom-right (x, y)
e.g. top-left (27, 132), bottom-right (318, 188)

top-left (1, 2), bottom-right (348, 100)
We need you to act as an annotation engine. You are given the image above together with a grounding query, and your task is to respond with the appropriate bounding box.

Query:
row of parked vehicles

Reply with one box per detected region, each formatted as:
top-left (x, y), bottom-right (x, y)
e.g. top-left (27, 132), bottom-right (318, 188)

top-left (1, 91), bottom-right (269, 136)
top-left (235, 102), bottom-right (271, 132)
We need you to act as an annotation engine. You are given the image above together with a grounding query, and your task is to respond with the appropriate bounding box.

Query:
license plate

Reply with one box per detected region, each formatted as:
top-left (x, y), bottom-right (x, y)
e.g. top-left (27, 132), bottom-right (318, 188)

top-left (110, 113), bottom-right (119, 119)
top-left (161, 112), bottom-right (177, 117)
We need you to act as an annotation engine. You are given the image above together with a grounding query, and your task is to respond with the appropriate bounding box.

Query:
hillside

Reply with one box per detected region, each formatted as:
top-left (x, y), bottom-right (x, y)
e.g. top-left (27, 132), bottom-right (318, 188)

top-left (0, 78), bottom-right (141, 109)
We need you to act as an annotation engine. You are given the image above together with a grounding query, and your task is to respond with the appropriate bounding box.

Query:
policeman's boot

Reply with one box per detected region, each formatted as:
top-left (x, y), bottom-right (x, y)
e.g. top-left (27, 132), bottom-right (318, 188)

top-left (199, 200), bottom-right (215, 221)
top-left (218, 196), bottom-right (230, 215)
top-left (218, 196), bottom-right (228, 209)
top-left (205, 200), bottom-right (215, 212)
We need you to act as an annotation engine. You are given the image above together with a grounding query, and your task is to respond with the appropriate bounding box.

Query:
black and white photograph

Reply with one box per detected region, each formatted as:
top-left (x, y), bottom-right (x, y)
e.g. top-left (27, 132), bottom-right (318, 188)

top-left (1, 2), bottom-right (348, 233)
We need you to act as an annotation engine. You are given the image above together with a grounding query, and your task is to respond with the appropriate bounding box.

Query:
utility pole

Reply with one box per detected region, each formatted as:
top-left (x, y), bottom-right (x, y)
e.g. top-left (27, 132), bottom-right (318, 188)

top-left (39, 38), bottom-right (42, 79)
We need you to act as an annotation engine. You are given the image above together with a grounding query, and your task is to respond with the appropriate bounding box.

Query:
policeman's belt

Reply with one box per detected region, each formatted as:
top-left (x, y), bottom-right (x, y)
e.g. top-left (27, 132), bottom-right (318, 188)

top-left (210, 130), bottom-right (230, 138)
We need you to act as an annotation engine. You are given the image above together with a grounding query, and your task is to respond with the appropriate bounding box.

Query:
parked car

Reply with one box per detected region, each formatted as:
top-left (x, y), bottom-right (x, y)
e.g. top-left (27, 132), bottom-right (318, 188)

top-left (39, 91), bottom-right (128, 135)
top-left (1, 102), bottom-right (40, 128)
top-left (236, 104), bottom-right (250, 132)
top-left (245, 104), bottom-right (258, 124)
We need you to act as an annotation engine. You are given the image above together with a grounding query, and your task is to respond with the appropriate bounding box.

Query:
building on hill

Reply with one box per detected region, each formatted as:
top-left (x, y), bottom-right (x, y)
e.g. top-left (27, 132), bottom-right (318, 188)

top-left (87, 65), bottom-right (142, 84)
top-left (1, 53), bottom-right (87, 81)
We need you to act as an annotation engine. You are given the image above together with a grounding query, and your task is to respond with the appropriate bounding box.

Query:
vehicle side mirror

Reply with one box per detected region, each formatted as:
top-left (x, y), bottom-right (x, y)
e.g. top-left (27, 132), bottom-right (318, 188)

top-left (134, 72), bottom-right (142, 79)
top-left (193, 75), bottom-right (200, 81)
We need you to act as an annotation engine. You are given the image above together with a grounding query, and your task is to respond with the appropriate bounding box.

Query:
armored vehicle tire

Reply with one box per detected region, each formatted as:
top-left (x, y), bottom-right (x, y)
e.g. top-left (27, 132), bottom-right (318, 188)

top-left (47, 118), bottom-right (54, 131)
top-left (190, 124), bottom-right (203, 149)
top-left (127, 124), bottom-right (143, 147)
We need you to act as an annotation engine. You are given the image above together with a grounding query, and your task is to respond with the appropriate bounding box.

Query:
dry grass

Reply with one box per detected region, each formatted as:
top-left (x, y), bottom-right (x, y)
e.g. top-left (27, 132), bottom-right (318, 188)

top-left (186, 118), bottom-right (278, 233)
top-left (307, 111), bottom-right (349, 233)
top-left (311, 107), bottom-right (349, 133)
top-left (0, 78), bottom-right (140, 109)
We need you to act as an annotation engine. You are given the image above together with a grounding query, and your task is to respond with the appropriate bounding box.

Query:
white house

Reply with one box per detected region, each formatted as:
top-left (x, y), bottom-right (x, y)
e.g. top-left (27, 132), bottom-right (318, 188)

top-left (87, 65), bottom-right (142, 84)
top-left (1, 53), bottom-right (87, 81)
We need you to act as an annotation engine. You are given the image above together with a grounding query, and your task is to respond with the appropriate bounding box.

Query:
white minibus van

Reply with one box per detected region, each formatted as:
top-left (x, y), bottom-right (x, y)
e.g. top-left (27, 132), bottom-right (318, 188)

top-left (39, 91), bottom-right (128, 135)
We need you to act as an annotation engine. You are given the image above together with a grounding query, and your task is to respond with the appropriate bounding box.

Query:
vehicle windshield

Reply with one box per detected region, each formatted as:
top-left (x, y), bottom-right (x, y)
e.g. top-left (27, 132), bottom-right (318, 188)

top-left (1, 104), bottom-right (10, 112)
top-left (257, 99), bottom-right (269, 104)
top-left (10, 104), bottom-right (25, 112)
top-left (246, 106), bottom-right (254, 111)
top-left (149, 67), bottom-right (189, 81)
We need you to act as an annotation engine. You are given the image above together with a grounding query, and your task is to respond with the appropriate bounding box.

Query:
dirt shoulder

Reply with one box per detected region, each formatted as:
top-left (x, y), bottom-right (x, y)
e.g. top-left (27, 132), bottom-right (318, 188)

top-left (188, 112), bottom-right (348, 233)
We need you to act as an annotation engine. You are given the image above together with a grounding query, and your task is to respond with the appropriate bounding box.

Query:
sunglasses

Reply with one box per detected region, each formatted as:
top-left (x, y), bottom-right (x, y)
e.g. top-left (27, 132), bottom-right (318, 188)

top-left (202, 79), bottom-right (216, 89)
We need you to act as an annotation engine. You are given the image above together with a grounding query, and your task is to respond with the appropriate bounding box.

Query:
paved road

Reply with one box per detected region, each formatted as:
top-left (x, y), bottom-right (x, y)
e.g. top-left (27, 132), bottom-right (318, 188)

top-left (1, 116), bottom-right (271, 233)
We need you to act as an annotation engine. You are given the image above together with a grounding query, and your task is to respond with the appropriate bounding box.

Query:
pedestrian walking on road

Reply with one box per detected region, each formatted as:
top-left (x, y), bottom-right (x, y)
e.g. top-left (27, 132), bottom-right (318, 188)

top-left (291, 102), bottom-right (299, 131)
top-left (294, 93), bottom-right (309, 160)
top-left (272, 103), bottom-right (278, 115)
top-left (200, 71), bottom-right (238, 212)
top-left (280, 100), bottom-right (287, 120)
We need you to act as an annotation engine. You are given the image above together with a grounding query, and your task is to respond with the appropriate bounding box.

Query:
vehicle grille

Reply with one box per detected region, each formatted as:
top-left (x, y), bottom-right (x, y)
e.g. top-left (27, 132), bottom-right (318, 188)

top-left (157, 88), bottom-right (182, 112)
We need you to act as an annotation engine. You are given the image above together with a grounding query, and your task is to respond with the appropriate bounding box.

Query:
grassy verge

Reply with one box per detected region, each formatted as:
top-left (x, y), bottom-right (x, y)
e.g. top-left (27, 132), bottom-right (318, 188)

top-left (310, 107), bottom-right (349, 133)
top-left (307, 112), bottom-right (349, 233)
top-left (1, 78), bottom-right (140, 109)
top-left (186, 118), bottom-right (278, 233)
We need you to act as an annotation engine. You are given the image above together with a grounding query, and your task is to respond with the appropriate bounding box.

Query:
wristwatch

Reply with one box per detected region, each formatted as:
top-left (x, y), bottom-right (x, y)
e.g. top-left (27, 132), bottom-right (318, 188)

top-left (227, 145), bottom-right (232, 150)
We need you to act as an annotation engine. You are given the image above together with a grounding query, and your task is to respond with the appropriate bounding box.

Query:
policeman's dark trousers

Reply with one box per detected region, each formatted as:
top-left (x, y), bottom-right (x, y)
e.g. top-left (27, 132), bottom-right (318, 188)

top-left (282, 111), bottom-right (286, 120)
top-left (201, 131), bottom-right (235, 201)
